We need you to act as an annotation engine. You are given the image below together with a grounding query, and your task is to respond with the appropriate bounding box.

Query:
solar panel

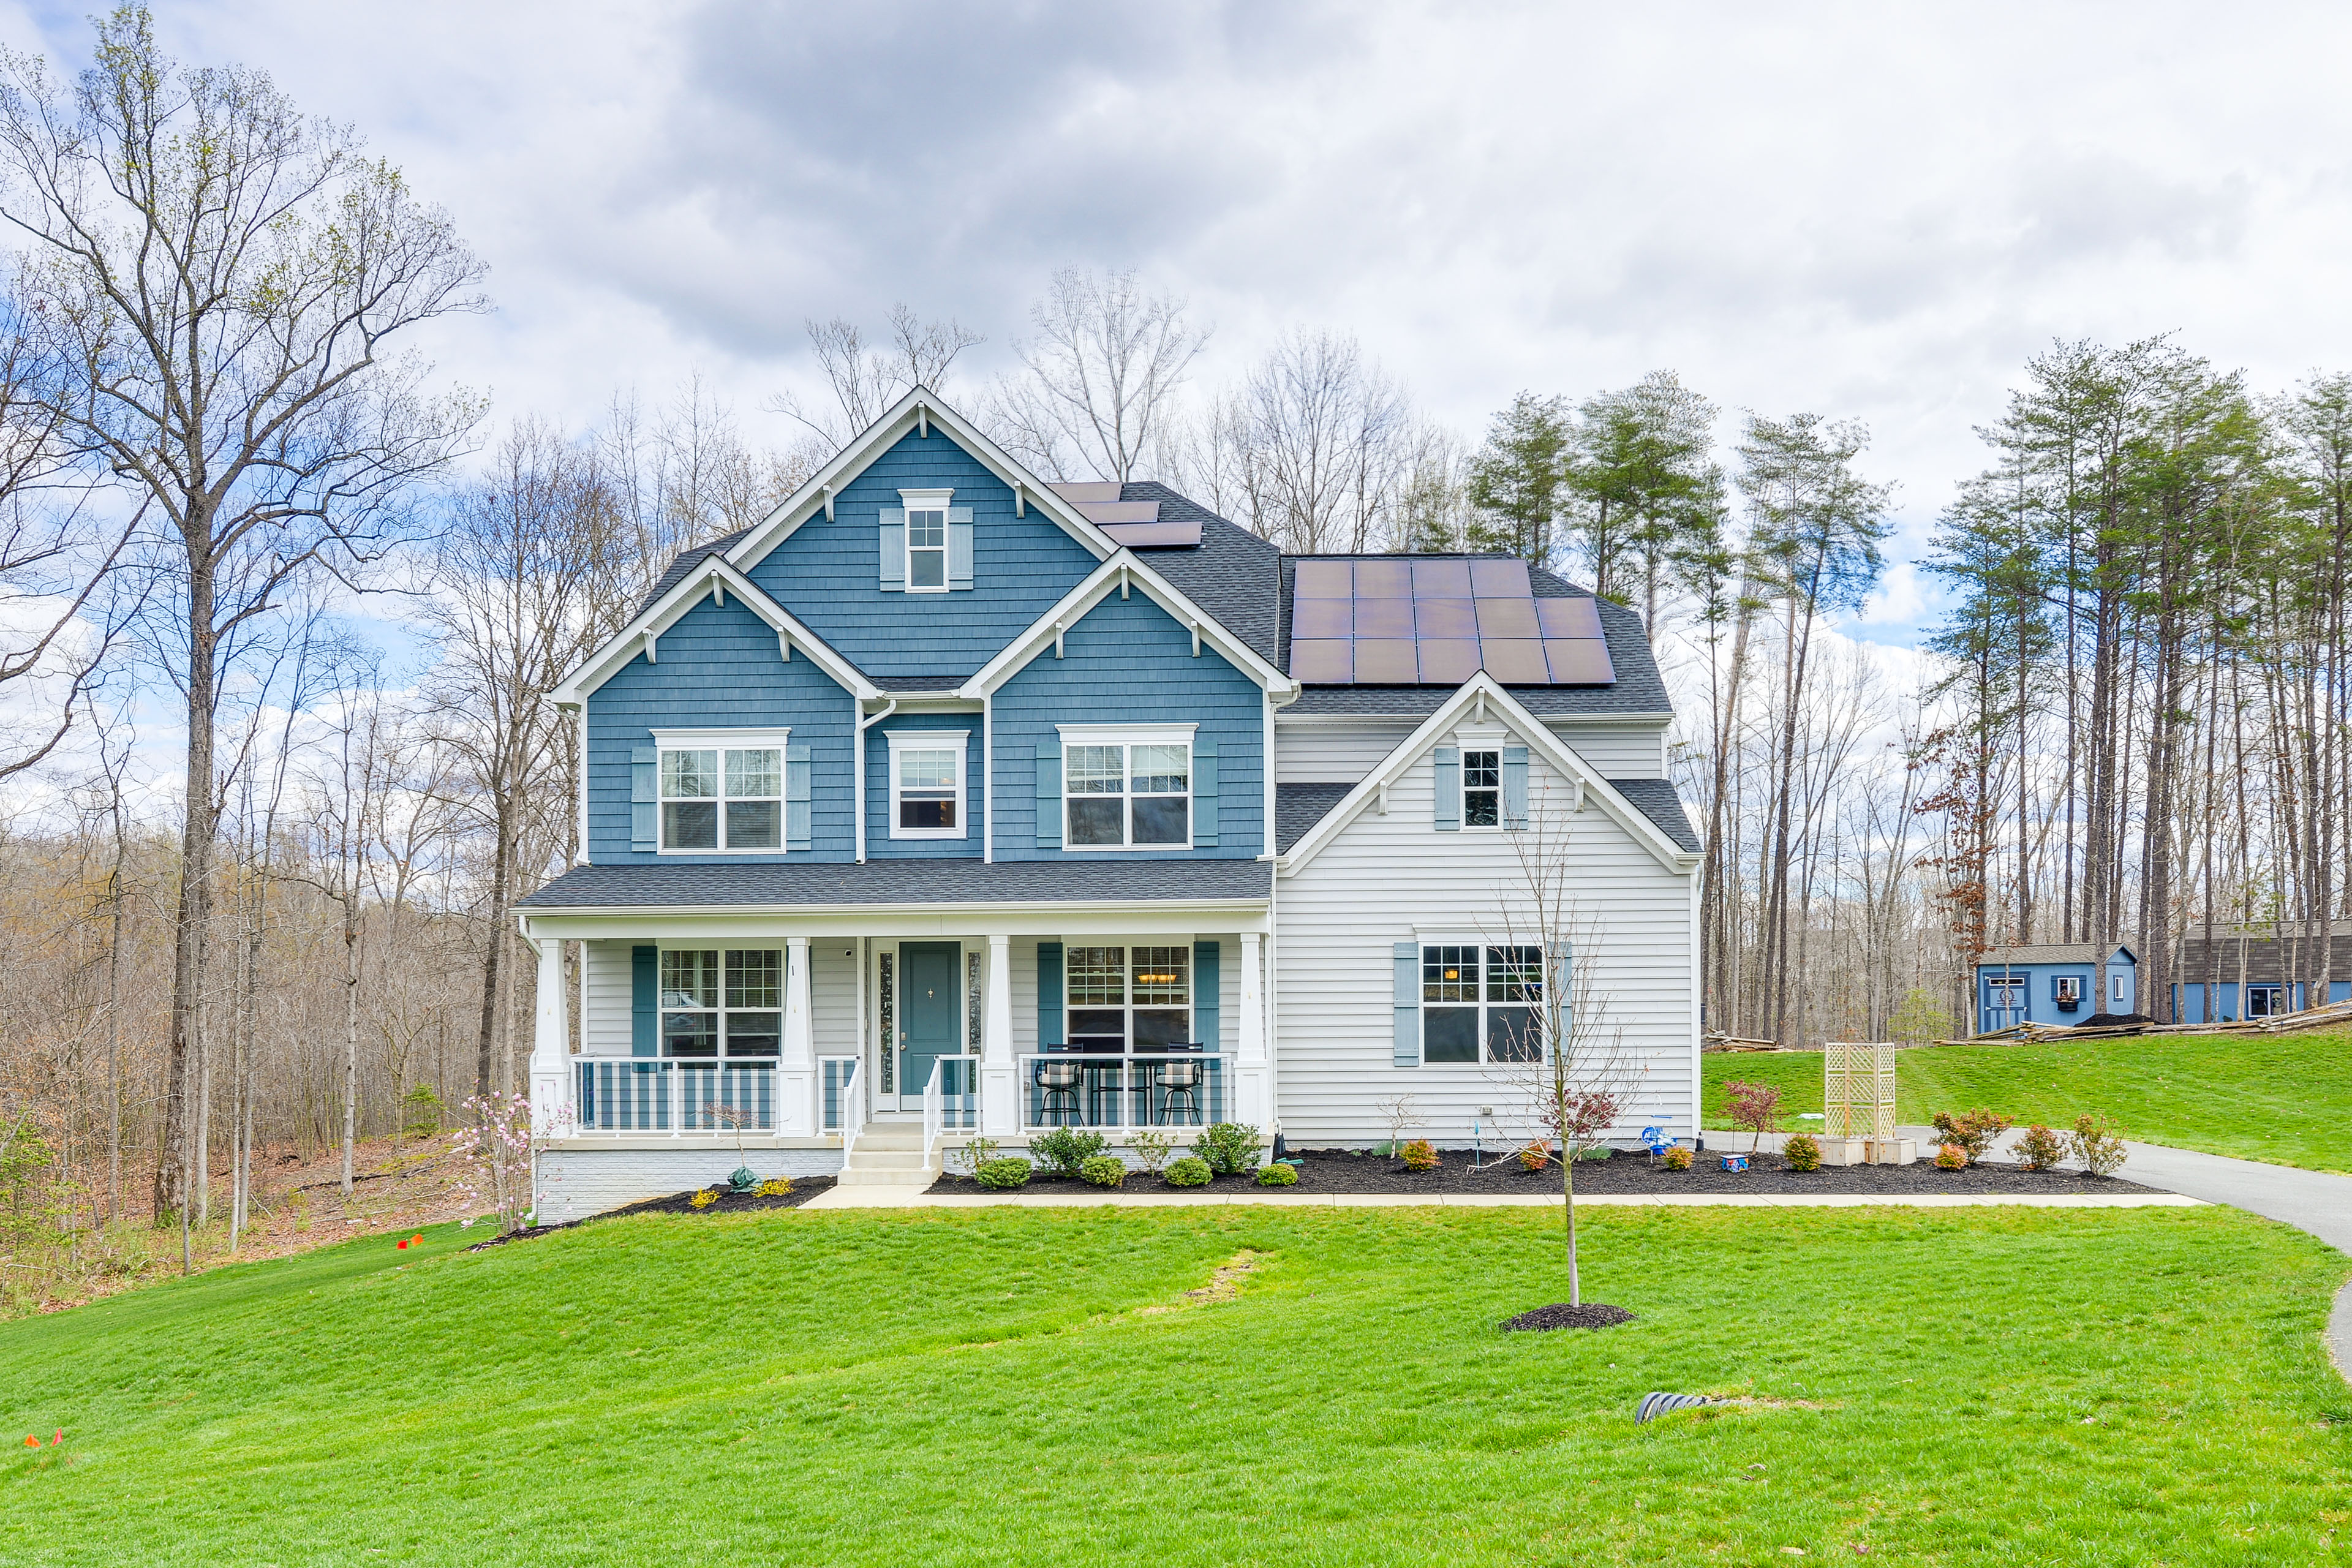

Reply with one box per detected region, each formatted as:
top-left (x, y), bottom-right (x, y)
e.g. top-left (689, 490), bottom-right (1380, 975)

top-left (1286, 556), bottom-right (1618, 687)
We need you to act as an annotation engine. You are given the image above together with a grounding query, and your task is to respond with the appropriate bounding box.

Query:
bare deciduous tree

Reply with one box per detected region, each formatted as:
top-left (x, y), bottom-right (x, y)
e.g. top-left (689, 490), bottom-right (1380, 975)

top-left (767, 303), bottom-right (984, 453)
top-left (986, 266), bottom-right (1207, 481)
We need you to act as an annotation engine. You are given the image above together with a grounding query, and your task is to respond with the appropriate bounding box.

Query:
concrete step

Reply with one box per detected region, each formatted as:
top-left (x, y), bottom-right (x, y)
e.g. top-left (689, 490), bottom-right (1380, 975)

top-left (853, 1129), bottom-right (926, 1151)
top-left (845, 1148), bottom-right (932, 1170)
top-left (836, 1166), bottom-right (938, 1187)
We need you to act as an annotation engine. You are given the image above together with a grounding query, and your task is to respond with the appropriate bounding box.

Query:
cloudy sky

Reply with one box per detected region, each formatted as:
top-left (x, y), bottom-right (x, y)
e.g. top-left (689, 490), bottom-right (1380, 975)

top-left (9, 0), bottom-right (2349, 657)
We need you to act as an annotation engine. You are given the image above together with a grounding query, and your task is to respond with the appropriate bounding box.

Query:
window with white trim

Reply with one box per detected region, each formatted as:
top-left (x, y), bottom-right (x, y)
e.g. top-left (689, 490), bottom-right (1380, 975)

top-left (1065, 944), bottom-right (1193, 1052)
top-left (902, 487), bottom-right (952, 592)
top-left (1462, 750), bottom-right (1501, 828)
top-left (1420, 944), bottom-right (1542, 1063)
top-left (660, 949), bottom-right (783, 1058)
top-left (660, 746), bottom-right (782, 850)
top-left (1061, 729), bottom-right (1193, 849)
top-left (888, 731), bottom-right (968, 839)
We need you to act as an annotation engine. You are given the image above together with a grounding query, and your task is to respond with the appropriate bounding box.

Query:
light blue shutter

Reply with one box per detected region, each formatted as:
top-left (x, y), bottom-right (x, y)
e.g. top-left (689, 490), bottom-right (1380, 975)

top-left (1433, 747), bottom-right (1460, 832)
top-left (1192, 736), bottom-right (1218, 847)
top-left (1393, 942), bottom-right (1420, 1067)
top-left (631, 746), bottom-right (658, 851)
top-left (946, 506), bottom-right (974, 590)
top-left (632, 946), bottom-right (658, 1057)
top-left (878, 507), bottom-right (906, 592)
top-left (1193, 941), bottom-right (1221, 1049)
top-left (1038, 943), bottom-right (1065, 1047)
top-left (785, 745), bottom-right (811, 851)
top-left (1502, 745), bottom-right (1529, 829)
top-left (1035, 739), bottom-right (1061, 848)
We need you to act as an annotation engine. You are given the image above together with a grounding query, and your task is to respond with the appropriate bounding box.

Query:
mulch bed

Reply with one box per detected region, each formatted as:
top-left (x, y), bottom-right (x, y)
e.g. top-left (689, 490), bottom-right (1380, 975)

top-left (465, 1177), bottom-right (837, 1248)
top-left (925, 1149), bottom-right (2157, 1197)
top-left (1502, 1302), bottom-right (1634, 1332)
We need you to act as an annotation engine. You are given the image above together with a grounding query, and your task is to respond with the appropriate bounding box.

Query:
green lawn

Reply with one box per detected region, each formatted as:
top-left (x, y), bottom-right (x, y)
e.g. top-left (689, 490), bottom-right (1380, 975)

top-left (2, 1205), bottom-right (2346, 1566)
top-left (1703, 1030), bottom-right (2352, 1172)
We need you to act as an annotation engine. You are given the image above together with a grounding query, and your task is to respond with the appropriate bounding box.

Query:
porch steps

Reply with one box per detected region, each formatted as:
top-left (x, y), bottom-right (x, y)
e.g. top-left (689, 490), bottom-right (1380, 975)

top-left (837, 1121), bottom-right (938, 1188)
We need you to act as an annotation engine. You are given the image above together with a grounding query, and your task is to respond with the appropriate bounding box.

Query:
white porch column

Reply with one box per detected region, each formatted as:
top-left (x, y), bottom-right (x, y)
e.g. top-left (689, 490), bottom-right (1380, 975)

top-left (1236, 932), bottom-right (1272, 1128)
top-left (780, 935), bottom-right (816, 1135)
top-left (981, 933), bottom-right (1016, 1136)
top-left (526, 932), bottom-right (569, 1137)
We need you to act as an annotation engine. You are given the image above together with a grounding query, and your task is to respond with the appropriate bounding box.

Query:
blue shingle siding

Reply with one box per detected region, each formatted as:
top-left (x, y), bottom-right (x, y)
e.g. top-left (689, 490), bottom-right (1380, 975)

top-left (741, 429), bottom-right (1099, 684)
top-left (991, 590), bottom-right (1264, 862)
top-left (586, 594), bottom-right (857, 864)
top-left (864, 710), bottom-right (984, 859)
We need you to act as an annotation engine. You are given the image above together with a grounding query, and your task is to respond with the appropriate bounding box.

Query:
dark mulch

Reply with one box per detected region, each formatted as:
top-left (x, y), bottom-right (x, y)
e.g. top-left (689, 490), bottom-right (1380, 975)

top-left (464, 1177), bottom-right (837, 1249)
top-left (927, 1169), bottom-right (1265, 1197)
top-left (925, 1149), bottom-right (2158, 1197)
top-left (1502, 1302), bottom-right (1634, 1332)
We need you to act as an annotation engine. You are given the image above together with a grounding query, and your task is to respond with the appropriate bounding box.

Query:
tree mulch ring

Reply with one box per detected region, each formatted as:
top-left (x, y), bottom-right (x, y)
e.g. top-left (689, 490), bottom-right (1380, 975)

top-left (1502, 1302), bottom-right (1634, 1332)
top-left (464, 1177), bottom-right (837, 1248)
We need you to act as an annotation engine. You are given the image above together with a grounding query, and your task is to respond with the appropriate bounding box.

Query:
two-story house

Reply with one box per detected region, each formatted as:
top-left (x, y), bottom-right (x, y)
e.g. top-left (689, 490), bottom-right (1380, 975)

top-left (516, 389), bottom-right (1702, 1219)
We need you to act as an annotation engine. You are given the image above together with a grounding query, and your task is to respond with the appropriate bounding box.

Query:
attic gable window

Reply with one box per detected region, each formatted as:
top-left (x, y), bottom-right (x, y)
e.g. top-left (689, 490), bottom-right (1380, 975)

top-left (885, 488), bottom-right (965, 594)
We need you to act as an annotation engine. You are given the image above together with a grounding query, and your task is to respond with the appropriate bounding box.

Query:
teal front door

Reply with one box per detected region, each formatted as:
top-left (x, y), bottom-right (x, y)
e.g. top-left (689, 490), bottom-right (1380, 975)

top-left (897, 942), bottom-right (962, 1109)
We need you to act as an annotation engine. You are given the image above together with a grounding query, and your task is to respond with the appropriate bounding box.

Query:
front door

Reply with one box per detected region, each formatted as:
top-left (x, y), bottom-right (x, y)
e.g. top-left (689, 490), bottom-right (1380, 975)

top-left (897, 942), bottom-right (962, 1110)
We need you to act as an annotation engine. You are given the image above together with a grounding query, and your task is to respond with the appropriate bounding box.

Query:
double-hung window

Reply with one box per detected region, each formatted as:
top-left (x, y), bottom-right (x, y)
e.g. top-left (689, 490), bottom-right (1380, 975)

top-left (654, 729), bottom-right (788, 852)
top-left (901, 486), bottom-right (952, 592)
top-left (1065, 944), bottom-right (1193, 1052)
top-left (889, 731), bottom-right (968, 839)
top-left (1420, 944), bottom-right (1542, 1063)
top-left (660, 949), bottom-right (783, 1058)
top-left (1462, 750), bottom-right (1501, 827)
top-left (1059, 725), bottom-right (1193, 849)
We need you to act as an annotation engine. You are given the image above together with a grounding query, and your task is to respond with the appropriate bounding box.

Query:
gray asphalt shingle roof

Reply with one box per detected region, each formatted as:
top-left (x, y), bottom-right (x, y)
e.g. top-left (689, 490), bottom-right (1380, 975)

top-left (516, 858), bottom-right (1273, 910)
top-left (1607, 778), bottom-right (1701, 852)
top-left (1275, 777), bottom-right (1698, 854)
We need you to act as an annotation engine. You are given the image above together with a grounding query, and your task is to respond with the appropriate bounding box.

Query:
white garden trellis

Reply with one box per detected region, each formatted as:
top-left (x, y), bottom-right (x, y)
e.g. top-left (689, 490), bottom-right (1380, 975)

top-left (1820, 1042), bottom-right (1912, 1163)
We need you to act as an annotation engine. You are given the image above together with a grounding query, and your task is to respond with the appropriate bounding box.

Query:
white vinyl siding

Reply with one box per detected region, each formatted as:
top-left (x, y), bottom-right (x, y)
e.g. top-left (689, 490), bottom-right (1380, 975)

top-left (1542, 722), bottom-right (1667, 779)
top-left (1273, 736), bottom-right (1697, 1146)
top-left (584, 940), bottom-right (633, 1054)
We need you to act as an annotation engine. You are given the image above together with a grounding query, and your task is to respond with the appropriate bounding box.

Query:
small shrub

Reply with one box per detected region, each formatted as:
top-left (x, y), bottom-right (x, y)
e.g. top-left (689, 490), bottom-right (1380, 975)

top-left (975, 1158), bottom-right (1033, 1191)
top-left (1192, 1122), bottom-right (1262, 1175)
top-left (754, 1177), bottom-right (794, 1198)
top-left (1079, 1155), bottom-right (1126, 1189)
top-left (1256, 1163), bottom-right (1299, 1187)
top-left (954, 1136), bottom-right (1000, 1177)
top-left (1575, 1144), bottom-right (1613, 1162)
top-left (1662, 1146), bottom-right (1694, 1172)
top-left (1783, 1133), bottom-right (1822, 1172)
top-left (1517, 1139), bottom-right (1550, 1172)
top-left (1934, 1143), bottom-right (1967, 1170)
top-left (1930, 1108), bottom-right (2013, 1162)
top-left (1130, 1129), bottom-right (1176, 1175)
top-left (399, 1083), bottom-right (444, 1139)
top-left (1164, 1156), bottom-right (1212, 1188)
top-left (688, 1188), bottom-right (718, 1208)
top-left (2014, 1124), bottom-right (2067, 1172)
top-left (1031, 1126), bottom-right (1107, 1177)
top-left (2071, 1114), bottom-right (2129, 1177)
top-left (1400, 1139), bottom-right (1439, 1172)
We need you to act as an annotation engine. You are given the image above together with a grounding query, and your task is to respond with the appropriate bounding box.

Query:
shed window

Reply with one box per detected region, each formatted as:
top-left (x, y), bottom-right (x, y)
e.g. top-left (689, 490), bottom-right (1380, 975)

top-left (2052, 976), bottom-right (2082, 1009)
top-left (1420, 944), bottom-right (1542, 1063)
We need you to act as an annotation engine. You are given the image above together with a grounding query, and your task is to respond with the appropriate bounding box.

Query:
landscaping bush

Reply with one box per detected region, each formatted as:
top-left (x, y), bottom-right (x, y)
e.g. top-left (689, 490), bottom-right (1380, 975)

top-left (754, 1177), bottom-right (793, 1198)
top-left (1517, 1139), bottom-right (1550, 1171)
top-left (974, 1158), bottom-right (1033, 1191)
top-left (1723, 1079), bottom-right (1784, 1152)
top-left (2014, 1124), bottom-right (2067, 1172)
top-left (1575, 1144), bottom-right (1613, 1163)
top-left (1256, 1163), bottom-right (1299, 1187)
top-left (1783, 1133), bottom-right (1822, 1172)
top-left (1130, 1129), bottom-right (1175, 1175)
top-left (1031, 1126), bottom-right (1107, 1177)
top-left (1079, 1155), bottom-right (1125, 1189)
top-left (2071, 1114), bottom-right (2129, 1177)
top-left (1400, 1139), bottom-right (1439, 1172)
top-left (1662, 1146), bottom-right (1694, 1172)
top-left (1164, 1156), bottom-right (1212, 1188)
top-left (1930, 1108), bottom-right (2013, 1161)
top-left (688, 1188), bottom-right (718, 1208)
top-left (1934, 1143), bottom-right (1967, 1170)
top-left (1192, 1122), bottom-right (1262, 1175)
top-left (954, 1136), bottom-right (1000, 1177)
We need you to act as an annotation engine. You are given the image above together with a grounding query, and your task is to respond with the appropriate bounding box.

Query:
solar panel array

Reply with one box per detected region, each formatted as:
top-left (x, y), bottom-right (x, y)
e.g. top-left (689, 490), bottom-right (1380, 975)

top-left (1287, 557), bottom-right (1616, 685)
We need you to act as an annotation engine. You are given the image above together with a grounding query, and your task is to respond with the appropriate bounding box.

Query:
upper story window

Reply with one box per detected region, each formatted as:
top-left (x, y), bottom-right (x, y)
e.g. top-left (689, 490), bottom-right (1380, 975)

top-left (900, 488), bottom-right (952, 593)
top-left (888, 730), bottom-right (968, 840)
top-left (1059, 725), bottom-right (1193, 850)
top-left (652, 728), bottom-right (790, 853)
top-left (660, 949), bottom-right (782, 1058)
top-left (1420, 943), bottom-right (1542, 1063)
top-left (1463, 749), bottom-right (1501, 827)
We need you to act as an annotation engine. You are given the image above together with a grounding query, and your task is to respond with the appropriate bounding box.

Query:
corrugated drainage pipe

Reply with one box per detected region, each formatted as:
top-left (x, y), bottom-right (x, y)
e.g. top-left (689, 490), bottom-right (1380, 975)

top-left (1636, 1392), bottom-right (1714, 1425)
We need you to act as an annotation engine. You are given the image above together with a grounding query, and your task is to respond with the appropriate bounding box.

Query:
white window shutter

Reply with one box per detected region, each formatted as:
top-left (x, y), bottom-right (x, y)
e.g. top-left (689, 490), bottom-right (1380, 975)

top-left (878, 507), bottom-right (906, 592)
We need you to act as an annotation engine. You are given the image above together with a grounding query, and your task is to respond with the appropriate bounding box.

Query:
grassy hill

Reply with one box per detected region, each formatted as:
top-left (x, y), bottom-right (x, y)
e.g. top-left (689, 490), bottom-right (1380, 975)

top-left (1702, 1030), bottom-right (2352, 1172)
top-left (2, 1203), bottom-right (2347, 1565)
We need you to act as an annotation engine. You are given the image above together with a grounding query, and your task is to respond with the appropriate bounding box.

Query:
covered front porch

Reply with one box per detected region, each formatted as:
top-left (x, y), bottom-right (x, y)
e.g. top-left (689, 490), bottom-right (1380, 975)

top-left (515, 862), bottom-right (1275, 1215)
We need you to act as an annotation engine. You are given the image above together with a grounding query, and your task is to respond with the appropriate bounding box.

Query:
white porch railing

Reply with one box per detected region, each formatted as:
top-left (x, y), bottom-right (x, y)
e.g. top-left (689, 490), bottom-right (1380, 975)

top-left (820, 1056), bottom-right (859, 1135)
top-left (575, 1060), bottom-right (777, 1134)
top-left (921, 1057), bottom-right (979, 1166)
top-left (1017, 1052), bottom-right (1230, 1131)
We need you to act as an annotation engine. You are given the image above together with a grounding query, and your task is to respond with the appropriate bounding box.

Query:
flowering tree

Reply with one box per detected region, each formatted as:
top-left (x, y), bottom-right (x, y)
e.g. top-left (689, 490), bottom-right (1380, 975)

top-left (1723, 1079), bottom-right (1784, 1153)
top-left (447, 1091), bottom-right (548, 1234)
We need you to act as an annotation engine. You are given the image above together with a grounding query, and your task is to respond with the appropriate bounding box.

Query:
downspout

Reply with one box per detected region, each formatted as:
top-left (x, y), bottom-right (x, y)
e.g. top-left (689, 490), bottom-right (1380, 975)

top-left (856, 697), bottom-right (899, 864)
top-left (982, 692), bottom-right (993, 864)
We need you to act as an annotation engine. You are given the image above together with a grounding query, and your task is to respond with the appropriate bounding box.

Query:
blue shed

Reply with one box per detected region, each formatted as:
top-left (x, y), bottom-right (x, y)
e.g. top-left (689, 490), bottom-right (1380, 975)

top-left (1973, 943), bottom-right (2138, 1034)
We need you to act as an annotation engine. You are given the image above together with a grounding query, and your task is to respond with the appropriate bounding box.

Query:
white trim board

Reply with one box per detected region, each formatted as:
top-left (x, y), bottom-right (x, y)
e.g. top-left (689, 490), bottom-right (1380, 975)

top-left (957, 553), bottom-right (1298, 699)
top-left (551, 554), bottom-right (880, 708)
